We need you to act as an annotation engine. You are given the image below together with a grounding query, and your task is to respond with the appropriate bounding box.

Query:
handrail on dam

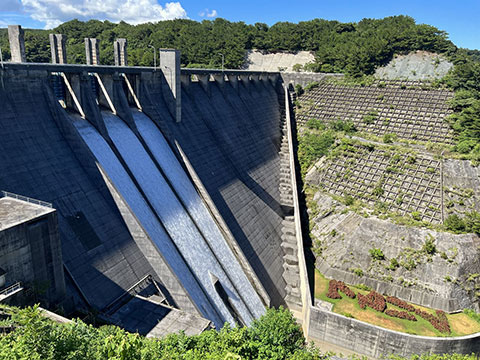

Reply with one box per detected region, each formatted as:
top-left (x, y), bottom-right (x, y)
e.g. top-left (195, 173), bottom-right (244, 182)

top-left (1, 62), bottom-right (279, 76)
top-left (1, 191), bottom-right (53, 208)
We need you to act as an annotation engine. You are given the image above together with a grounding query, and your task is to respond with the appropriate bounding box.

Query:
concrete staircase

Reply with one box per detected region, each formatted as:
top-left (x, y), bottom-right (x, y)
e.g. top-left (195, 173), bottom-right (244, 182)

top-left (278, 104), bottom-right (302, 310)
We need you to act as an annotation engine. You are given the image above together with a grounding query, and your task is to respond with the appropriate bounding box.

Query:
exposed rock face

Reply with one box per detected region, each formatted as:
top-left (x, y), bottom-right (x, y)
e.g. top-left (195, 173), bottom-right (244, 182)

top-left (375, 51), bottom-right (453, 80)
top-left (307, 191), bottom-right (480, 312)
top-left (243, 50), bottom-right (315, 72)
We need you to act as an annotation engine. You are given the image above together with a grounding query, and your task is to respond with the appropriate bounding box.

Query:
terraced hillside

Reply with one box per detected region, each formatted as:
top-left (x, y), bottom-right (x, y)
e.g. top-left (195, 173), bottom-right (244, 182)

top-left (296, 80), bottom-right (454, 143)
top-left (295, 79), bottom-right (480, 313)
top-left (309, 143), bottom-right (443, 224)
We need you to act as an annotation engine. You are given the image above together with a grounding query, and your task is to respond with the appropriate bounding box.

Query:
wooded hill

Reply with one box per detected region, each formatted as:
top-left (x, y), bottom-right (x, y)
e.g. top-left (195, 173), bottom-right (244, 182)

top-left (0, 15), bottom-right (466, 76)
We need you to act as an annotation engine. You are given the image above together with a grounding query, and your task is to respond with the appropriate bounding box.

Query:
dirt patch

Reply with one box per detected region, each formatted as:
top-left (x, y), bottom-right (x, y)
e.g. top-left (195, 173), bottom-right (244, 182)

top-left (334, 302), bottom-right (404, 332)
top-left (450, 313), bottom-right (480, 335)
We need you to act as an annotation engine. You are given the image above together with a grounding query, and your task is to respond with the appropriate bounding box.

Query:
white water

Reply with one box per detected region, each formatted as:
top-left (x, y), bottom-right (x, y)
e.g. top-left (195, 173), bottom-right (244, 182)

top-left (102, 112), bottom-right (258, 326)
top-left (72, 117), bottom-right (223, 326)
top-left (134, 110), bottom-right (266, 319)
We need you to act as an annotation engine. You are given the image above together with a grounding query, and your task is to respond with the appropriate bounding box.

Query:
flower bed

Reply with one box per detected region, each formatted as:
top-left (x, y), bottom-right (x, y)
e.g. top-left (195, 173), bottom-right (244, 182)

top-left (325, 279), bottom-right (451, 333)
top-left (385, 309), bottom-right (417, 321)
top-left (326, 280), bottom-right (356, 299)
top-left (357, 291), bottom-right (386, 312)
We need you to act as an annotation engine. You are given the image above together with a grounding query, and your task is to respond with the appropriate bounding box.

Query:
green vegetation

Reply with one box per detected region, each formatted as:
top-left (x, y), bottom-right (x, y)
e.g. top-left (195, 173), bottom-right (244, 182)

top-left (444, 211), bottom-right (480, 235)
top-left (0, 305), bottom-right (324, 360)
top-left (362, 109), bottom-right (378, 124)
top-left (369, 248), bottom-right (385, 260)
top-left (441, 56), bottom-right (480, 162)
top-left (0, 15), bottom-right (454, 75)
top-left (422, 236), bottom-right (436, 255)
top-left (383, 133), bottom-right (397, 144)
top-left (298, 130), bottom-right (335, 175)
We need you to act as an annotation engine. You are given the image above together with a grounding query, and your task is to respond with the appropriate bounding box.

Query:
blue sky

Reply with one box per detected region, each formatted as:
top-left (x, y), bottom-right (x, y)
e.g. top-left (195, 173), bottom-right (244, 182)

top-left (1, 0), bottom-right (479, 50)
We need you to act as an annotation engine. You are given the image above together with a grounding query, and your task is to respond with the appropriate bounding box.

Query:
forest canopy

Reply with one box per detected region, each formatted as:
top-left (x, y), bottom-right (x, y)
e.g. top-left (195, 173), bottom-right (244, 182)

top-left (0, 15), bottom-right (457, 76)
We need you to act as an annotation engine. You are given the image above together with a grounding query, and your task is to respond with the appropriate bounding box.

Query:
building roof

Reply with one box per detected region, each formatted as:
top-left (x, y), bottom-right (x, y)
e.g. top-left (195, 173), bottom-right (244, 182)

top-left (0, 193), bottom-right (54, 231)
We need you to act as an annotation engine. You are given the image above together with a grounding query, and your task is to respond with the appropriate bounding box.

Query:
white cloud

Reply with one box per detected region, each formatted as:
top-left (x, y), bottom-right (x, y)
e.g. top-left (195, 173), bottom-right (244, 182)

top-left (19, 0), bottom-right (188, 29)
top-left (206, 9), bottom-right (217, 18)
top-left (199, 8), bottom-right (217, 18)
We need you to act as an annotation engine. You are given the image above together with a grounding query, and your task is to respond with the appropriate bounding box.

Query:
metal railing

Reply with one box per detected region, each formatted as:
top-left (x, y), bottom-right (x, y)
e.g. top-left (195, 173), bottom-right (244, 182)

top-left (1, 191), bottom-right (52, 208)
top-left (0, 282), bottom-right (22, 299)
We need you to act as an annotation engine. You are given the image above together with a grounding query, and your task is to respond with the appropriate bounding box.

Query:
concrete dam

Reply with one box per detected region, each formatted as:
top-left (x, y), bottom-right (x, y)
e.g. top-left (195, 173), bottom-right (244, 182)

top-left (0, 30), bottom-right (305, 334)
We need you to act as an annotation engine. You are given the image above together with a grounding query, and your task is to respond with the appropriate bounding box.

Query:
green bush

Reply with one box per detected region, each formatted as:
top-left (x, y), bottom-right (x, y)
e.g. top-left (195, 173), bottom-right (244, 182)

top-left (298, 130), bottom-right (335, 174)
top-left (411, 211), bottom-right (422, 221)
top-left (423, 236), bottom-right (436, 255)
top-left (369, 248), bottom-right (385, 260)
top-left (295, 84), bottom-right (304, 96)
top-left (352, 268), bottom-right (364, 277)
top-left (0, 305), bottom-right (324, 360)
top-left (383, 133), bottom-right (397, 144)
top-left (304, 81), bottom-right (320, 92)
top-left (387, 258), bottom-right (399, 270)
top-left (330, 119), bottom-right (357, 133)
top-left (344, 195), bottom-right (354, 206)
top-left (306, 118), bottom-right (325, 130)
top-left (444, 214), bottom-right (466, 232)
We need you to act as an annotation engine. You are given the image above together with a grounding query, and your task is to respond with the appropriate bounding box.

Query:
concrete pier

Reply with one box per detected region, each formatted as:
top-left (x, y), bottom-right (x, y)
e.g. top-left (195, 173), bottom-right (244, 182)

top-left (7, 25), bottom-right (26, 63)
top-left (49, 34), bottom-right (67, 64)
top-left (85, 38), bottom-right (100, 65)
top-left (159, 49), bottom-right (181, 122)
top-left (114, 39), bottom-right (128, 66)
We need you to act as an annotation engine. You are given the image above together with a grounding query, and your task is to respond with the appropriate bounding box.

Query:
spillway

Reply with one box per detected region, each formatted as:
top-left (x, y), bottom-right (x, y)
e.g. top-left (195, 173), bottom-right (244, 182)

top-left (133, 109), bottom-right (265, 319)
top-left (100, 111), bottom-right (263, 327)
top-left (71, 116), bottom-right (224, 325)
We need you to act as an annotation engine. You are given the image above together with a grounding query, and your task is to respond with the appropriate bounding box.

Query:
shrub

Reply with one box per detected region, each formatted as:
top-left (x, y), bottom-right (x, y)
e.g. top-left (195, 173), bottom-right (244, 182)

top-left (358, 291), bottom-right (386, 312)
top-left (373, 185), bottom-right (384, 197)
top-left (344, 195), bottom-right (354, 206)
top-left (386, 296), bottom-right (416, 312)
top-left (387, 258), bottom-right (399, 270)
top-left (423, 236), bottom-right (436, 255)
top-left (330, 119), bottom-right (356, 133)
top-left (369, 248), bottom-right (385, 260)
top-left (306, 118), bottom-right (325, 130)
top-left (352, 268), bottom-right (364, 277)
top-left (304, 81), bottom-right (319, 92)
top-left (385, 309), bottom-right (417, 321)
top-left (292, 63), bottom-right (303, 72)
top-left (444, 214), bottom-right (466, 232)
top-left (383, 133), bottom-right (397, 144)
top-left (406, 155), bottom-right (416, 164)
top-left (411, 211), bottom-right (422, 221)
top-left (464, 211), bottom-right (480, 235)
top-left (326, 280), bottom-right (356, 299)
top-left (294, 84), bottom-right (304, 96)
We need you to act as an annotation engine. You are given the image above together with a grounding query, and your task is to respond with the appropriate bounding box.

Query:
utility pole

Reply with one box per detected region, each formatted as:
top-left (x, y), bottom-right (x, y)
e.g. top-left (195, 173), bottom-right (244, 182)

top-left (148, 44), bottom-right (156, 70)
top-left (219, 52), bottom-right (224, 72)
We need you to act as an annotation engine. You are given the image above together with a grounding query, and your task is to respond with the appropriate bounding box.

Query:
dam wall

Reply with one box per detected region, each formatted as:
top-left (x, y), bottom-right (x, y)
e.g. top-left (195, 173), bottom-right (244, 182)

top-left (0, 68), bottom-right (158, 310)
top-left (0, 63), bottom-right (285, 328)
top-left (139, 70), bottom-right (289, 306)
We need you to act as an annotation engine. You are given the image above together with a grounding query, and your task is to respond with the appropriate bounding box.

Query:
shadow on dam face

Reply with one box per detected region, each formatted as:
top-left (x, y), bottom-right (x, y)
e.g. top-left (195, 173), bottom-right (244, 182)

top-left (165, 80), bottom-right (288, 306)
top-left (0, 66), bottom-right (290, 324)
top-left (0, 74), bottom-right (157, 310)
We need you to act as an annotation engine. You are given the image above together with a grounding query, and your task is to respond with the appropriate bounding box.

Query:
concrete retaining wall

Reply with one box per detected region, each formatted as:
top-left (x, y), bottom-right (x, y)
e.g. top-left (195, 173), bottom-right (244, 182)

top-left (316, 261), bottom-right (460, 313)
top-left (309, 306), bottom-right (480, 357)
top-left (281, 72), bottom-right (343, 87)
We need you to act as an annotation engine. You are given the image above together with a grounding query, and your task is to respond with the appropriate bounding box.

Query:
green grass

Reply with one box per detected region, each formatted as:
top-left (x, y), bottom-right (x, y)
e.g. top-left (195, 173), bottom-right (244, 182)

top-left (314, 270), bottom-right (480, 337)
